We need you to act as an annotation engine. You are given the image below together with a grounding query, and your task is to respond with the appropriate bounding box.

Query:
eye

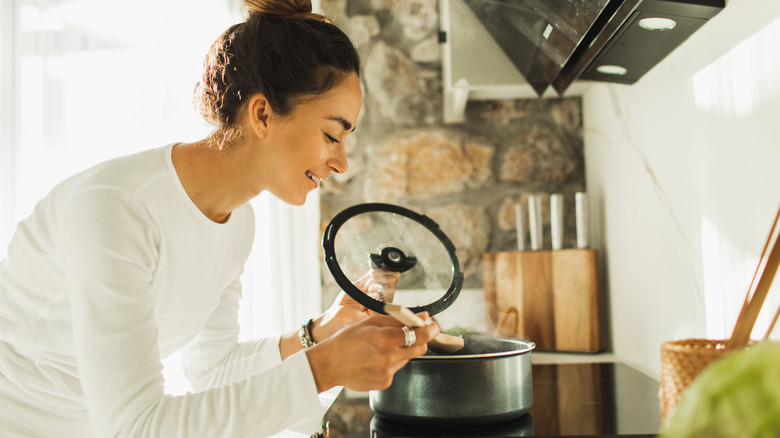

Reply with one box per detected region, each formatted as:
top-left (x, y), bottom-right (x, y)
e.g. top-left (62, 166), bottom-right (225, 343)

top-left (324, 133), bottom-right (340, 144)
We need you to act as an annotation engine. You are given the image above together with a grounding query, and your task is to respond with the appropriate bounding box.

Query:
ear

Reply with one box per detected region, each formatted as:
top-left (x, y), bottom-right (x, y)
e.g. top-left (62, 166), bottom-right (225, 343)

top-left (246, 94), bottom-right (271, 139)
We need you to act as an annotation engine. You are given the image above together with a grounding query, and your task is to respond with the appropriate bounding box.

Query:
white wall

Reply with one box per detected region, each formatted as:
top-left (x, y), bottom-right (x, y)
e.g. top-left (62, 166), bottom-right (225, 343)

top-left (583, 0), bottom-right (780, 377)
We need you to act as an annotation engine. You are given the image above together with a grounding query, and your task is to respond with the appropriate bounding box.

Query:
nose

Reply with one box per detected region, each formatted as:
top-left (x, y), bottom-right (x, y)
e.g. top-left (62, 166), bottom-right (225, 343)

top-left (328, 143), bottom-right (349, 174)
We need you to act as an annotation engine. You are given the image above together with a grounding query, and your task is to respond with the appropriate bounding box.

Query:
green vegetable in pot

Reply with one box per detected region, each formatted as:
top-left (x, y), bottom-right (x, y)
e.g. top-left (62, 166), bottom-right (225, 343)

top-left (660, 341), bottom-right (780, 438)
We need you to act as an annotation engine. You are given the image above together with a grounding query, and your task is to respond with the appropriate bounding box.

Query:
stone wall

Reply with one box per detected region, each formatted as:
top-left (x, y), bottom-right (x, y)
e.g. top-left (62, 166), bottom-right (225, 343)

top-left (319, 0), bottom-right (585, 306)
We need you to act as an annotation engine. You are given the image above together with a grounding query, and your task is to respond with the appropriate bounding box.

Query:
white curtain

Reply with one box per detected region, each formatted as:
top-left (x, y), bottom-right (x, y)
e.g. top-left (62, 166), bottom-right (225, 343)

top-left (0, 0), bottom-right (322, 386)
top-left (240, 193), bottom-right (323, 341)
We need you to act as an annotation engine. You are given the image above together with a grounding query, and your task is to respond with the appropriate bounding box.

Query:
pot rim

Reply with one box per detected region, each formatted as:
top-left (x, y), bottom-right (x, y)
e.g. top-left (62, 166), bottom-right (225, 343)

top-left (413, 338), bottom-right (536, 360)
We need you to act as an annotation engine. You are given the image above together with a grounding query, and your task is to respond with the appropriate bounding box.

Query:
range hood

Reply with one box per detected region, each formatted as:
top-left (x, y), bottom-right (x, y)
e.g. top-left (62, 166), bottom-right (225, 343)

top-left (440, 0), bottom-right (725, 123)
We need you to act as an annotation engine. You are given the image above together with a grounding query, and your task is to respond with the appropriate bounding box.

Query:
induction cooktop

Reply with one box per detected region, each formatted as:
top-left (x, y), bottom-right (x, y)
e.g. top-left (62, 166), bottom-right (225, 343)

top-left (318, 362), bottom-right (660, 437)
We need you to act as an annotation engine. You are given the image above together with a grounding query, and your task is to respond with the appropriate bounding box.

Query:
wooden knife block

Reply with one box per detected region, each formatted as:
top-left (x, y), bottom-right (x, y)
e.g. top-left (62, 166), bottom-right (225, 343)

top-left (482, 249), bottom-right (603, 352)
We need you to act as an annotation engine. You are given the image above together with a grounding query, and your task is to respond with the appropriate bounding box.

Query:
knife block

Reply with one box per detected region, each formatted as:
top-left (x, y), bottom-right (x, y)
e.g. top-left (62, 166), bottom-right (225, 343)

top-left (482, 249), bottom-right (603, 352)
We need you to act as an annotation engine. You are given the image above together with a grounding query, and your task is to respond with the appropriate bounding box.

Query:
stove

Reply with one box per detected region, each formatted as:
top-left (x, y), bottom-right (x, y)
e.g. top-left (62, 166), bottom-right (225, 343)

top-left (318, 362), bottom-right (660, 437)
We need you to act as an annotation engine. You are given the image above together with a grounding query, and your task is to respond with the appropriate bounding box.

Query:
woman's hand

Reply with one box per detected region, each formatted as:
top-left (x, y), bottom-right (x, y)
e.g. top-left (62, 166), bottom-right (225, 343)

top-left (305, 313), bottom-right (440, 392)
top-left (312, 269), bottom-right (401, 342)
top-left (356, 269), bottom-right (401, 304)
top-left (279, 269), bottom-right (404, 360)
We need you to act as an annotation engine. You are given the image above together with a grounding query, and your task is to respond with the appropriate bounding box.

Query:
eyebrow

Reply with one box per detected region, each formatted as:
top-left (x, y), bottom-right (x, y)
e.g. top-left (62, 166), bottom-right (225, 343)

top-left (328, 117), bottom-right (356, 132)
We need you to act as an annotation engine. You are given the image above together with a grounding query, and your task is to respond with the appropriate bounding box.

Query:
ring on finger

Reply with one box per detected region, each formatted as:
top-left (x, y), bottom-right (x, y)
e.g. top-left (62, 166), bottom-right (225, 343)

top-left (370, 291), bottom-right (384, 303)
top-left (401, 326), bottom-right (416, 348)
top-left (370, 284), bottom-right (385, 302)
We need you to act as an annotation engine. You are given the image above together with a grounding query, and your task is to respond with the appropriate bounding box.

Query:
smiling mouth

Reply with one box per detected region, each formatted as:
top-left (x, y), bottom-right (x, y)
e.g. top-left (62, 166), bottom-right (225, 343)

top-left (305, 170), bottom-right (324, 185)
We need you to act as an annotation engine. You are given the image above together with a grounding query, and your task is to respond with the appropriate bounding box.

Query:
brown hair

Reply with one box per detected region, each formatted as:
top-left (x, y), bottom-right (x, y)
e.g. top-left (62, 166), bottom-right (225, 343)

top-left (195, 0), bottom-right (361, 148)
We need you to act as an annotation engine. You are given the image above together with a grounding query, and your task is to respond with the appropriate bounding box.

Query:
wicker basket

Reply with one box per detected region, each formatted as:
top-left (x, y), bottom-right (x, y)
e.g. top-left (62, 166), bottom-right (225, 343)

top-left (659, 338), bottom-right (730, 424)
top-left (659, 209), bottom-right (780, 425)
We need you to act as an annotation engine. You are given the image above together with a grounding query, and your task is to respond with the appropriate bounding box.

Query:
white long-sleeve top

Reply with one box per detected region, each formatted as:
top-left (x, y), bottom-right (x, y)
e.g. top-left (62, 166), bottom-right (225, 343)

top-left (0, 144), bottom-right (322, 437)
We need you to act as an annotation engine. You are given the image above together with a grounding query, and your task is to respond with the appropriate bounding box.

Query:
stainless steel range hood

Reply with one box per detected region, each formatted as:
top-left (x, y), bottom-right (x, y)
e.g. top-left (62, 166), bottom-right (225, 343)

top-left (440, 0), bottom-right (725, 123)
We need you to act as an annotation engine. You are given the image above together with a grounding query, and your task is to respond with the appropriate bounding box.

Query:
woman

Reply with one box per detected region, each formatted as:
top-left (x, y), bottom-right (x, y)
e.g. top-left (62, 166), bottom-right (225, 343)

top-left (0, 1), bottom-right (439, 436)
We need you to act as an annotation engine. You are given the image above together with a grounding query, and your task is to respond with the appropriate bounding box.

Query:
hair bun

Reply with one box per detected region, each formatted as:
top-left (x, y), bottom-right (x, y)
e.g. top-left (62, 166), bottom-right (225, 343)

top-left (243, 0), bottom-right (330, 22)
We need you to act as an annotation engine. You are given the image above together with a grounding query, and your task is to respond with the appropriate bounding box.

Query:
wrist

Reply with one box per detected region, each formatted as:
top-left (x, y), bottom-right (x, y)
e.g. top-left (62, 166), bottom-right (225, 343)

top-left (311, 314), bottom-right (332, 343)
top-left (305, 343), bottom-right (337, 393)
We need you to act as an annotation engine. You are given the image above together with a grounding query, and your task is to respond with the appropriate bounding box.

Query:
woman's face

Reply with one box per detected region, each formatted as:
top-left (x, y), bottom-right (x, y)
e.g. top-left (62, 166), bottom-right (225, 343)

top-left (261, 73), bottom-right (363, 206)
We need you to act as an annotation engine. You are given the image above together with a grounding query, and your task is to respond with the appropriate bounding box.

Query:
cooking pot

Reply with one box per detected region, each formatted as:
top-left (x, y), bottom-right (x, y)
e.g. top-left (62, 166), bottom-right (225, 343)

top-left (322, 203), bottom-right (535, 425)
top-left (371, 335), bottom-right (535, 425)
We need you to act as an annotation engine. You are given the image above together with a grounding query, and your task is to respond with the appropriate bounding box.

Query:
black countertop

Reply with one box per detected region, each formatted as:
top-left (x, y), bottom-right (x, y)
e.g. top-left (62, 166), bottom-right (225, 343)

top-left (320, 362), bottom-right (660, 437)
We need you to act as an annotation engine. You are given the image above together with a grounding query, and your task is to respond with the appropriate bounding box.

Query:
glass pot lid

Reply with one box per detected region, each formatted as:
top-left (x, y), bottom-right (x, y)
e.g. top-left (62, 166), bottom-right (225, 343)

top-left (322, 203), bottom-right (464, 316)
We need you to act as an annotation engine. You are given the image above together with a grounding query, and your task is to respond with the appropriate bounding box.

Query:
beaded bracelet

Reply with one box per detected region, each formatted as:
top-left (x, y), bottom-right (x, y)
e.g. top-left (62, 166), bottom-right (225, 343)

top-left (306, 319), bottom-right (316, 344)
top-left (298, 318), bottom-right (315, 349)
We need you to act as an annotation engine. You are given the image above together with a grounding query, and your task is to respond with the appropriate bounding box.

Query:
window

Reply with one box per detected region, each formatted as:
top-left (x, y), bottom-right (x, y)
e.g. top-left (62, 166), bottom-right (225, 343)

top-left (1, 0), bottom-right (322, 395)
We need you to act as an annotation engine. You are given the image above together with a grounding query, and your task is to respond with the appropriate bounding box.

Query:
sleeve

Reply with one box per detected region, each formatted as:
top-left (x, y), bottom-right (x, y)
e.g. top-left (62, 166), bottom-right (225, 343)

top-left (179, 277), bottom-right (286, 391)
top-left (61, 188), bottom-right (323, 438)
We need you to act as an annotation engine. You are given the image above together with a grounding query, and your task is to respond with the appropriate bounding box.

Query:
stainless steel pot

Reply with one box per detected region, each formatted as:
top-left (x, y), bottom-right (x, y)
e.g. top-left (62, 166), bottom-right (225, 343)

top-left (370, 336), bottom-right (535, 426)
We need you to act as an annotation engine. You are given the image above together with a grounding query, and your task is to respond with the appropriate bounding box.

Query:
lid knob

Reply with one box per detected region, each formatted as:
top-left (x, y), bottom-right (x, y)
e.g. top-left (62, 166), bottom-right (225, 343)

top-left (370, 247), bottom-right (418, 273)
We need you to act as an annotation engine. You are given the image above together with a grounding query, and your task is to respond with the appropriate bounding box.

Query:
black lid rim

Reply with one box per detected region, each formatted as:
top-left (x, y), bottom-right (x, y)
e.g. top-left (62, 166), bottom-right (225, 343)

top-left (322, 203), bottom-right (463, 316)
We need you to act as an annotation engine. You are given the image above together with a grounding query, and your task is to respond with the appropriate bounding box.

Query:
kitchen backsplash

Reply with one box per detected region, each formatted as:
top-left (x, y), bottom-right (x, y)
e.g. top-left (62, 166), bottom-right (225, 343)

top-left (318, 0), bottom-right (585, 306)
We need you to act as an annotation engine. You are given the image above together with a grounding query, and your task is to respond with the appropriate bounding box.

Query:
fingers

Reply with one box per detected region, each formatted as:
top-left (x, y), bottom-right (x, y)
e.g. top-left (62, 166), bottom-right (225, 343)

top-left (352, 271), bottom-right (372, 290)
top-left (355, 269), bottom-right (399, 288)
top-left (308, 315), bottom-right (441, 392)
top-left (364, 269), bottom-right (401, 303)
top-left (372, 325), bottom-right (430, 363)
top-left (393, 322), bottom-right (440, 361)
top-left (367, 282), bottom-right (388, 302)
top-left (362, 315), bottom-right (438, 350)
top-left (370, 269), bottom-right (401, 284)
top-left (401, 325), bottom-right (416, 347)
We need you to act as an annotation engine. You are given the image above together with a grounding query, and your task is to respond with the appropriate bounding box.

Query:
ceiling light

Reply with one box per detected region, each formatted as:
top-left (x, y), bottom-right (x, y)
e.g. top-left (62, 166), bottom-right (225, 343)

top-left (638, 17), bottom-right (678, 31)
top-left (596, 65), bottom-right (628, 76)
